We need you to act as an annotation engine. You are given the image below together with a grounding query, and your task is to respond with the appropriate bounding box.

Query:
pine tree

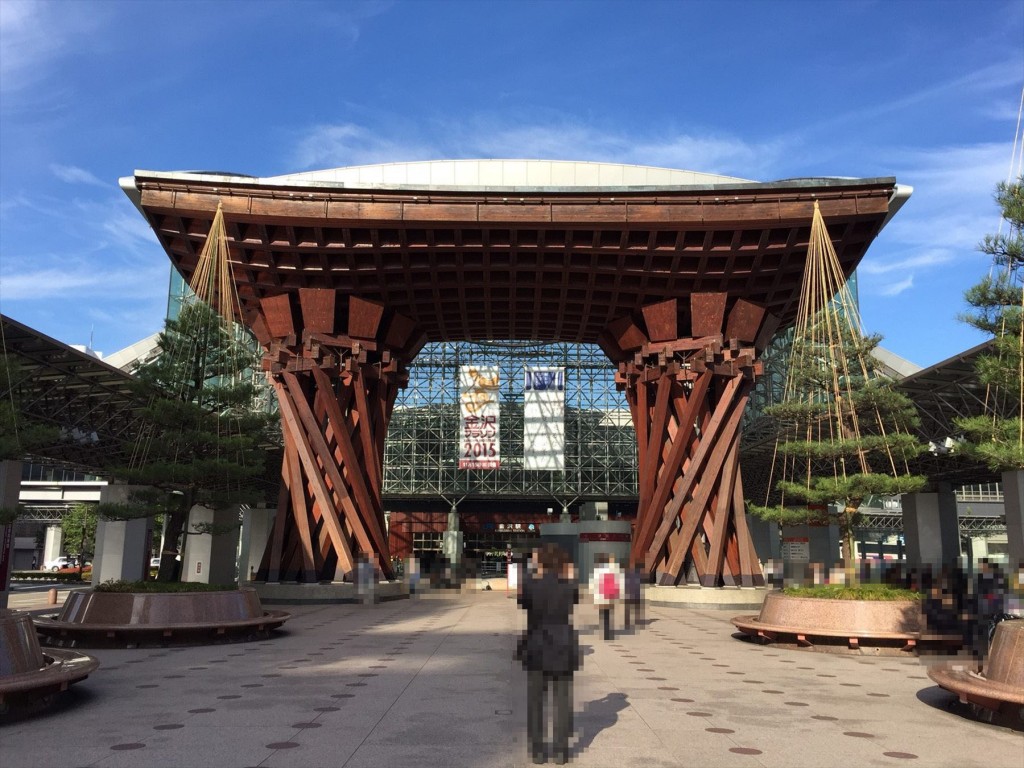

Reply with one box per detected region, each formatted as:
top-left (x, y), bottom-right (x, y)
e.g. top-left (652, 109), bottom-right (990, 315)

top-left (61, 502), bottom-right (98, 567)
top-left (752, 322), bottom-right (928, 568)
top-left (957, 177), bottom-right (1024, 470)
top-left (118, 302), bottom-right (276, 581)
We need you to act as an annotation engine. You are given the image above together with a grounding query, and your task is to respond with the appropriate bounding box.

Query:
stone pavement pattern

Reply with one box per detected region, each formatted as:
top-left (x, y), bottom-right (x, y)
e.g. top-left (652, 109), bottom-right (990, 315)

top-left (1, 589), bottom-right (1021, 768)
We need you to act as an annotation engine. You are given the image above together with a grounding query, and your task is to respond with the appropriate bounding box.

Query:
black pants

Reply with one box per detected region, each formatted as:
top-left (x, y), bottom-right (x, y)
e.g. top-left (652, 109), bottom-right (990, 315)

top-left (623, 598), bottom-right (643, 629)
top-left (599, 606), bottom-right (613, 640)
top-left (527, 671), bottom-right (572, 759)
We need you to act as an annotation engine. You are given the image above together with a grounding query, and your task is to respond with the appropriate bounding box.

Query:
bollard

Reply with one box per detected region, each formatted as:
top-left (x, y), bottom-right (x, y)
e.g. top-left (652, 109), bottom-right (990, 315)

top-left (48, 587), bottom-right (58, 605)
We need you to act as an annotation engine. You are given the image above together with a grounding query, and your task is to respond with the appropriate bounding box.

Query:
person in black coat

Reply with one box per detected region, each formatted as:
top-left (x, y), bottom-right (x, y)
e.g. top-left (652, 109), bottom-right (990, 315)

top-left (517, 543), bottom-right (580, 765)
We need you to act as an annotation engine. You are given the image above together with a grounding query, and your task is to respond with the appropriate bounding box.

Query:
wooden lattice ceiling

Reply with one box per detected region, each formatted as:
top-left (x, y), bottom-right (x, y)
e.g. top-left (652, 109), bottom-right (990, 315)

top-left (126, 173), bottom-right (901, 348)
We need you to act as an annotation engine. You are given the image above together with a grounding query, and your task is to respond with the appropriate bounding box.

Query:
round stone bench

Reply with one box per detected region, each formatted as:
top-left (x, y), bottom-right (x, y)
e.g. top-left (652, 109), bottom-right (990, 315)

top-left (731, 592), bottom-right (954, 652)
top-left (1, 609), bottom-right (99, 715)
top-left (33, 587), bottom-right (290, 648)
top-left (928, 619), bottom-right (1024, 720)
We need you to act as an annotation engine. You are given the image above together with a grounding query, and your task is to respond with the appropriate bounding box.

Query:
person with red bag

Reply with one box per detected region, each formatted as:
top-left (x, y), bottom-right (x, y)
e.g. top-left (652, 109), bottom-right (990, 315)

top-left (589, 553), bottom-right (625, 641)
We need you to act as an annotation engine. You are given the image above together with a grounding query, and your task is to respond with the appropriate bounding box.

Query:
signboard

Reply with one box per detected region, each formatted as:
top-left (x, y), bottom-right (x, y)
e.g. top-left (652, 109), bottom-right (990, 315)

top-left (781, 537), bottom-right (810, 562)
top-left (524, 366), bottom-right (565, 470)
top-left (0, 524), bottom-right (12, 594)
top-left (507, 562), bottom-right (519, 591)
top-left (459, 365), bottom-right (500, 469)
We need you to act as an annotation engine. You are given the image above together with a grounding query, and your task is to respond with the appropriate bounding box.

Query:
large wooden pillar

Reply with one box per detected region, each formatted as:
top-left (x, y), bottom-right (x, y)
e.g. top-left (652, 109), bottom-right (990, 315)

top-left (601, 296), bottom-right (778, 587)
top-left (249, 289), bottom-right (424, 582)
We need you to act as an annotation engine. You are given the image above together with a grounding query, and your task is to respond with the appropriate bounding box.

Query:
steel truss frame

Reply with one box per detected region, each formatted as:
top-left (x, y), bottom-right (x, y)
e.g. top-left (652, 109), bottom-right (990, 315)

top-left (383, 340), bottom-right (637, 501)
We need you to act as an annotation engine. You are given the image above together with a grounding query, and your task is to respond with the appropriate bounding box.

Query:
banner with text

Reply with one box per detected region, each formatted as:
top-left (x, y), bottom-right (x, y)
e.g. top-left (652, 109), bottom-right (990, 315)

top-left (524, 366), bottom-right (565, 471)
top-left (459, 365), bottom-right (501, 469)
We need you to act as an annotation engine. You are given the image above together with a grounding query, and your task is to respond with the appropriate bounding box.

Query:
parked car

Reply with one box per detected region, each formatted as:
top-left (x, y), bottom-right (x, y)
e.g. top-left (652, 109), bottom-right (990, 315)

top-left (43, 556), bottom-right (74, 571)
top-left (150, 557), bottom-right (161, 568)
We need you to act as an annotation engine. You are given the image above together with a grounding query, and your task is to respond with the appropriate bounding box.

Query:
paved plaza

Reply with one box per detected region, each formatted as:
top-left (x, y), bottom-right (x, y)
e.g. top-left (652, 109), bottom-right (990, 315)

top-left (2, 588), bottom-right (1021, 768)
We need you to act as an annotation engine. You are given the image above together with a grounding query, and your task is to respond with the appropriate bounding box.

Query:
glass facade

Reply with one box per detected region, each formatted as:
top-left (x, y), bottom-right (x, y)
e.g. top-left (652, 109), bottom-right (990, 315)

top-left (167, 268), bottom-right (191, 322)
top-left (383, 341), bottom-right (638, 502)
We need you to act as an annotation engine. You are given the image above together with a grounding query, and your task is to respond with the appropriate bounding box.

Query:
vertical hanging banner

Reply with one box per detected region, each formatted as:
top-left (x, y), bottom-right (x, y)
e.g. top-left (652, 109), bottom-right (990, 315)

top-left (459, 365), bottom-right (501, 469)
top-left (524, 367), bottom-right (565, 470)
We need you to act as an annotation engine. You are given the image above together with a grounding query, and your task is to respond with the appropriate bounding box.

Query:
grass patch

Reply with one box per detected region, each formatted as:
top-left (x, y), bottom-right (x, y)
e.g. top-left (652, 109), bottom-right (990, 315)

top-left (95, 580), bottom-right (239, 593)
top-left (782, 584), bottom-right (921, 601)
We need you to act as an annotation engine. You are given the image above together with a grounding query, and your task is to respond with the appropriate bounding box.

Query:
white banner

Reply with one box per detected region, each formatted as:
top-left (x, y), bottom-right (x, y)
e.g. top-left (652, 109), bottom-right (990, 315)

top-left (459, 365), bottom-right (500, 469)
top-left (524, 366), bottom-right (565, 471)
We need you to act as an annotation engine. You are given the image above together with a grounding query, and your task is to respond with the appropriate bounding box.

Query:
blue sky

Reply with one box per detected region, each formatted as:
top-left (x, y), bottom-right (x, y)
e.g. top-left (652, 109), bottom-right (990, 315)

top-left (1, 0), bottom-right (1022, 369)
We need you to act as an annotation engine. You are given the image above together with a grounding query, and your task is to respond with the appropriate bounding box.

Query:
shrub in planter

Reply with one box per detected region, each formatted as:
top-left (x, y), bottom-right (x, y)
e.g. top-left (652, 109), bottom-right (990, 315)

top-left (782, 584), bottom-right (921, 601)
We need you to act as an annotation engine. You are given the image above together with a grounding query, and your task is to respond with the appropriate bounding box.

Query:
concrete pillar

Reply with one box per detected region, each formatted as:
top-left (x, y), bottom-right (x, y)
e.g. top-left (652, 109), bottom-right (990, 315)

top-left (575, 520), bottom-right (631, 584)
top-left (441, 505), bottom-right (463, 565)
top-left (539, 521), bottom-right (581, 580)
top-left (92, 484), bottom-right (153, 586)
top-left (43, 524), bottom-right (64, 565)
top-left (0, 460), bottom-right (21, 609)
top-left (238, 505), bottom-right (274, 583)
top-left (902, 485), bottom-right (960, 570)
top-left (92, 517), bottom-right (152, 585)
top-left (181, 505), bottom-right (240, 585)
top-left (747, 516), bottom-right (780, 565)
top-left (1002, 469), bottom-right (1024, 573)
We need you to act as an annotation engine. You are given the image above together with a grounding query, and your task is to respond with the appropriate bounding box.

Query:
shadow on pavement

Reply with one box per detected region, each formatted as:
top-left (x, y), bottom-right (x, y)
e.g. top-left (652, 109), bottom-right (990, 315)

top-left (573, 691), bottom-right (630, 755)
top-left (914, 685), bottom-right (1024, 733)
top-left (0, 685), bottom-right (98, 725)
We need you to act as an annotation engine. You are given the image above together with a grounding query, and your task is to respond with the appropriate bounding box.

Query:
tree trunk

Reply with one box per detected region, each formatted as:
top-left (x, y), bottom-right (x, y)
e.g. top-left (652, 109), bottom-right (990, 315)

top-left (841, 503), bottom-right (858, 584)
top-left (156, 490), bottom-right (192, 582)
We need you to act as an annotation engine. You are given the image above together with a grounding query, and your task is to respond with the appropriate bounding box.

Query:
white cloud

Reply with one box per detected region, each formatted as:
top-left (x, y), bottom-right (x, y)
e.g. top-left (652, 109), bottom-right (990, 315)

top-left (94, 200), bottom-right (164, 252)
top-left (799, 60), bottom-right (1023, 141)
top-left (877, 274), bottom-right (914, 297)
top-left (0, 261), bottom-right (167, 302)
top-left (0, 0), bottom-right (63, 91)
top-left (0, 0), bottom-right (102, 97)
top-left (1, 266), bottom-right (106, 300)
top-left (864, 141), bottom-right (1017, 284)
top-left (292, 123), bottom-right (439, 169)
top-left (315, 0), bottom-right (394, 45)
top-left (859, 249), bottom-right (955, 275)
top-left (0, 188), bottom-right (167, 313)
top-left (50, 163), bottom-right (106, 187)
top-left (628, 135), bottom-right (780, 179)
top-left (462, 123), bottom-right (782, 179)
top-left (291, 119), bottom-right (783, 180)
top-left (889, 143), bottom-right (1016, 201)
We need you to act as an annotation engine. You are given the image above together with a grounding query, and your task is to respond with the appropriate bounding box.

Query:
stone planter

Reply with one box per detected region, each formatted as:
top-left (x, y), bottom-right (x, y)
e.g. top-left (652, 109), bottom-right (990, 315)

top-left (33, 587), bottom-right (289, 648)
top-left (1, 609), bottom-right (98, 714)
top-left (928, 619), bottom-right (1024, 721)
top-left (731, 591), bottom-right (946, 652)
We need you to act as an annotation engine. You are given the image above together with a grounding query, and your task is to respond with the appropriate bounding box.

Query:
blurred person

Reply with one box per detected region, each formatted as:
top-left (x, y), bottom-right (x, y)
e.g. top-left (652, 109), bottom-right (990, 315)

top-left (517, 543), bottom-right (580, 764)
top-left (623, 564), bottom-right (644, 631)
top-left (407, 554), bottom-right (421, 596)
top-left (590, 553), bottom-right (624, 641)
top-left (356, 553), bottom-right (375, 605)
top-left (975, 559), bottom-right (1014, 659)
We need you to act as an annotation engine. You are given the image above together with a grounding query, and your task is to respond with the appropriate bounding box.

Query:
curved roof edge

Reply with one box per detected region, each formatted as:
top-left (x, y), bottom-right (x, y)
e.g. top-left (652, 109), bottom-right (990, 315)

top-left (266, 159), bottom-right (754, 188)
top-left (120, 160), bottom-right (910, 230)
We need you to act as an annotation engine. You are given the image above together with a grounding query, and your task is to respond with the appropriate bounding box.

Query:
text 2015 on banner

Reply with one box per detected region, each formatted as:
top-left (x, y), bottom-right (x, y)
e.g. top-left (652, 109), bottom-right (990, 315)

top-left (459, 366), bottom-right (500, 469)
